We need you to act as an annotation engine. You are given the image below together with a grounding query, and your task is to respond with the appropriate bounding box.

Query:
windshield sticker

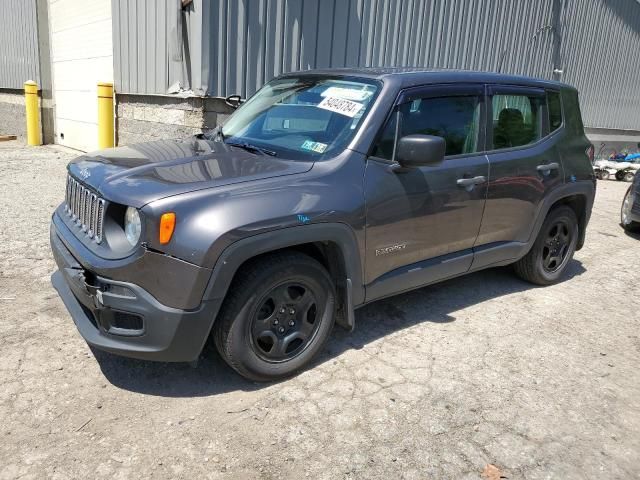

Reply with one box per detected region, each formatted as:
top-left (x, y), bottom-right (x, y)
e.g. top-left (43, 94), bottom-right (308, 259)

top-left (317, 97), bottom-right (363, 118)
top-left (301, 140), bottom-right (328, 153)
top-left (321, 86), bottom-right (372, 102)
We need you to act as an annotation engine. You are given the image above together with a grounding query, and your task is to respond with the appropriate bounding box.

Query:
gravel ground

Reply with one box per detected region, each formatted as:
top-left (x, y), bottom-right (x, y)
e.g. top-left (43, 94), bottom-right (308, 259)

top-left (1, 140), bottom-right (639, 480)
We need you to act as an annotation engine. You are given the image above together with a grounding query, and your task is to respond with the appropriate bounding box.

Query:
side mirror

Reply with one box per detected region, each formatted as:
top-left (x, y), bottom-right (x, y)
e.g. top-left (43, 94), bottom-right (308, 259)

top-left (225, 94), bottom-right (244, 109)
top-left (396, 134), bottom-right (446, 167)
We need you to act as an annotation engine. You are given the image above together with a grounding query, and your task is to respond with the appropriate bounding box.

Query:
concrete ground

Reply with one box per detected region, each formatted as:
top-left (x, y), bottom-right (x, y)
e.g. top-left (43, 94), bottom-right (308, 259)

top-left (1, 140), bottom-right (639, 480)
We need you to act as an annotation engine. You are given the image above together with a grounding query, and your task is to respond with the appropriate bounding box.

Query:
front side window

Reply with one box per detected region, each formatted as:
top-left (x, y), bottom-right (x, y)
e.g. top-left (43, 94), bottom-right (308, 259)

top-left (372, 95), bottom-right (481, 160)
top-left (220, 76), bottom-right (380, 159)
top-left (492, 94), bottom-right (542, 149)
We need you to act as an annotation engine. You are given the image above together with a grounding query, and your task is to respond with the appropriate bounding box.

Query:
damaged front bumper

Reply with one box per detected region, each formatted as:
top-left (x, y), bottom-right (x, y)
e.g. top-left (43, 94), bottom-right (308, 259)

top-left (50, 212), bottom-right (221, 362)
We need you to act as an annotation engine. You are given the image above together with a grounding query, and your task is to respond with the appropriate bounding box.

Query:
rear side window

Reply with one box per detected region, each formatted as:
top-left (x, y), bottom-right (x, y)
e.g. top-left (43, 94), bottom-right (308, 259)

top-left (547, 91), bottom-right (562, 132)
top-left (372, 95), bottom-right (481, 159)
top-left (492, 94), bottom-right (542, 149)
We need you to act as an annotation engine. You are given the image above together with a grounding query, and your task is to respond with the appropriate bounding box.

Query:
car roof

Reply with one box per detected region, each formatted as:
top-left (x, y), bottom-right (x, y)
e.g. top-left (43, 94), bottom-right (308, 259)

top-left (279, 67), bottom-right (574, 91)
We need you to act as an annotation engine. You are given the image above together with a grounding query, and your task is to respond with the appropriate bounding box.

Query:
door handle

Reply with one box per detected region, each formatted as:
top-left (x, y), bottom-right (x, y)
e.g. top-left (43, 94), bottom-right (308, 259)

top-left (457, 176), bottom-right (486, 187)
top-left (536, 162), bottom-right (560, 173)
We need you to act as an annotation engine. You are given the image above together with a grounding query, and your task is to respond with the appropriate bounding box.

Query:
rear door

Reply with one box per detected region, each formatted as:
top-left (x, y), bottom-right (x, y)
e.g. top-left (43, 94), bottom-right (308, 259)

top-left (474, 86), bottom-right (564, 256)
top-left (364, 84), bottom-right (489, 295)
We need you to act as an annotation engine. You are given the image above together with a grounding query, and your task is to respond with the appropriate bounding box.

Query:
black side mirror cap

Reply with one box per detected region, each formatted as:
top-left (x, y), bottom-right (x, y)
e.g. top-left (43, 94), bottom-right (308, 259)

top-left (396, 134), bottom-right (446, 168)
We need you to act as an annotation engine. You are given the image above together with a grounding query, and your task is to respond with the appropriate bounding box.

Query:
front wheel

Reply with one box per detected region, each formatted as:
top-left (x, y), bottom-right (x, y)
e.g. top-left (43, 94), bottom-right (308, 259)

top-left (623, 171), bottom-right (636, 183)
top-left (514, 205), bottom-right (579, 285)
top-left (214, 251), bottom-right (336, 381)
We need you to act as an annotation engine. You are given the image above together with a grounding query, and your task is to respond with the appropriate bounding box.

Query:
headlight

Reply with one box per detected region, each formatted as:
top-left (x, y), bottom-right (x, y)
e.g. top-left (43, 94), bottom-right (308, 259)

top-left (124, 206), bottom-right (142, 246)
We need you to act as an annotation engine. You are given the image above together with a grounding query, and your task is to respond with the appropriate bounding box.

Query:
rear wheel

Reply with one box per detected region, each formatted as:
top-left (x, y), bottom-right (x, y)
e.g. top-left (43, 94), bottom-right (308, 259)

top-left (214, 251), bottom-right (335, 381)
top-left (623, 171), bottom-right (636, 182)
top-left (514, 206), bottom-right (579, 285)
top-left (621, 186), bottom-right (640, 232)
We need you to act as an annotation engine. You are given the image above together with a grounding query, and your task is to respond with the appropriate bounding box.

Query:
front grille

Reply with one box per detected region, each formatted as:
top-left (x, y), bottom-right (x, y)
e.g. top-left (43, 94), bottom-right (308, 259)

top-left (64, 175), bottom-right (106, 243)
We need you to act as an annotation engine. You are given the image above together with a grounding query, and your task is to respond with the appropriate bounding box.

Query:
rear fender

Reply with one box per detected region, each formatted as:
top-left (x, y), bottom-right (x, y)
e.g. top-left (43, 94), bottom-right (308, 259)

top-left (472, 180), bottom-right (595, 271)
top-left (531, 180), bottom-right (595, 251)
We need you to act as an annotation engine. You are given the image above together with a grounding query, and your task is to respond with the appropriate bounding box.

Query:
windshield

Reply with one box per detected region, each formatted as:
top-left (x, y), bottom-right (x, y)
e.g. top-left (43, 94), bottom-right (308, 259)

top-left (220, 76), bottom-right (380, 160)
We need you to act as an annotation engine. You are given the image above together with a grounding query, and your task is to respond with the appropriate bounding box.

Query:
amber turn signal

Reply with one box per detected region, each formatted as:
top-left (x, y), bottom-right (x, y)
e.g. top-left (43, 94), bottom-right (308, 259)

top-left (159, 213), bottom-right (176, 244)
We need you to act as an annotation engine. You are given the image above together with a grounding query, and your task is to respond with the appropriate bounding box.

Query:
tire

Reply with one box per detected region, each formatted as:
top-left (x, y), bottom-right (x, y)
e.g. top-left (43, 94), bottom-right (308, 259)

top-left (214, 251), bottom-right (336, 381)
top-left (621, 186), bottom-right (640, 232)
top-left (615, 170), bottom-right (626, 181)
top-left (623, 171), bottom-right (636, 182)
top-left (514, 205), bottom-right (579, 286)
top-left (600, 170), bottom-right (610, 181)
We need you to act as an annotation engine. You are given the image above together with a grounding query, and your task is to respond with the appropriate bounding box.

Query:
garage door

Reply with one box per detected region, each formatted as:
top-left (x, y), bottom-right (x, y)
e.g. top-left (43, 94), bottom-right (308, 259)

top-left (49, 0), bottom-right (113, 152)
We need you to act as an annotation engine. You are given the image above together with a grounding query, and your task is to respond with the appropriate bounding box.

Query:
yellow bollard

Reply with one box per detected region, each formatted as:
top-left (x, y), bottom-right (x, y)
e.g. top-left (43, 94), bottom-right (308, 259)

top-left (24, 80), bottom-right (41, 146)
top-left (97, 82), bottom-right (114, 149)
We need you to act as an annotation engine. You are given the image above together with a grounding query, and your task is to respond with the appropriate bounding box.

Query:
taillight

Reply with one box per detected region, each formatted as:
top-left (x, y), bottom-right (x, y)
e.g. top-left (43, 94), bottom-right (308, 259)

top-left (586, 144), bottom-right (594, 163)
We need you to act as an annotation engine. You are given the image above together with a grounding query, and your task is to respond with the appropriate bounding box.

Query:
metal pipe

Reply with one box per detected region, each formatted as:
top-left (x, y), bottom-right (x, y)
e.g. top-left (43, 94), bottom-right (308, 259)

top-left (24, 80), bottom-right (40, 145)
top-left (97, 82), bottom-right (114, 149)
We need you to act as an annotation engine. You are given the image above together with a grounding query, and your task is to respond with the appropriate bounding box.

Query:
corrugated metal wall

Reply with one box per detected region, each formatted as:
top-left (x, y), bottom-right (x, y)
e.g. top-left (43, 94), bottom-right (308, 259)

top-left (560, 0), bottom-right (640, 132)
top-left (202, 0), bottom-right (560, 98)
top-left (112, 0), bottom-right (640, 131)
top-left (112, 0), bottom-right (171, 94)
top-left (0, 0), bottom-right (40, 89)
top-left (112, 0), bottom-right (207, 95)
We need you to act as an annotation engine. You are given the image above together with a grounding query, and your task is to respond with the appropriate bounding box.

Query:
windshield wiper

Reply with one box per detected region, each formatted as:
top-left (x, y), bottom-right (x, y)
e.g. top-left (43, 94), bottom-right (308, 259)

top-left (225, 140), bottom-right (277, 157)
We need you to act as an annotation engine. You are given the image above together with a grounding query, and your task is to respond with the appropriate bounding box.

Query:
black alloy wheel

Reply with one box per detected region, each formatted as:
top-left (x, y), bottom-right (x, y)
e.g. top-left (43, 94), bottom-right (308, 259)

top-left (214, 251), bottom-right (336, 381)
top-left (250, 281), bottom-right (321, 362)
top-left (514, 205), bottom-right (579, 285)
top-left (541, 219), bottom-right (572, 273)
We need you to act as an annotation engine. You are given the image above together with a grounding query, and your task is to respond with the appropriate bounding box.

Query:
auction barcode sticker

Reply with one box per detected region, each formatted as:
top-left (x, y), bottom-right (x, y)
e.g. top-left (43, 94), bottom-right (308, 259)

top-left (317, 97), bottom-right (363, 118)
top-left (321, 86), bottom-right (372, 101)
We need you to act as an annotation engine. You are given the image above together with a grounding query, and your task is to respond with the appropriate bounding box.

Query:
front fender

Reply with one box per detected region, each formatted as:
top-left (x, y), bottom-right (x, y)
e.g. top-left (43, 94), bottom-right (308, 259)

top-left (143, 150), bottom-right (366, 268)
top-left (201, 223), bottom-right (365, 308)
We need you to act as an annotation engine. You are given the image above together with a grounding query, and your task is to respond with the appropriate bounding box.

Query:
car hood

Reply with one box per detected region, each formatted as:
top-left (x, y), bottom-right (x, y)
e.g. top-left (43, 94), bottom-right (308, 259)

top-left (67, 138), bottom-right (314, 207)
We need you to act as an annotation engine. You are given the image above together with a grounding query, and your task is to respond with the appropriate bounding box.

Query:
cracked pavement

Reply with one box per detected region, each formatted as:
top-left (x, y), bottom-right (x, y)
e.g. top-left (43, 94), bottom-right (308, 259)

top-left (1, 141), bottom-right (639, 479)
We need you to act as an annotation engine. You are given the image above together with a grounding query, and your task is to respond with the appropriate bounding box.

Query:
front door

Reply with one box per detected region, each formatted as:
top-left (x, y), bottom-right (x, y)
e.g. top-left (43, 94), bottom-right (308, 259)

top-left (364, 84), bottom-right (489, 300)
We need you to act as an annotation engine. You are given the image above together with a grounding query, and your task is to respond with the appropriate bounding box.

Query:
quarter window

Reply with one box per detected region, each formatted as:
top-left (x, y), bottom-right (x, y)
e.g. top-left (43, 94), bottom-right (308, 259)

top-left (547, 91), bottom-right (562, 132)
top-left (372, 95), bottom-right (481, 160)
top-left (492, 94), bottom-right (542, 149)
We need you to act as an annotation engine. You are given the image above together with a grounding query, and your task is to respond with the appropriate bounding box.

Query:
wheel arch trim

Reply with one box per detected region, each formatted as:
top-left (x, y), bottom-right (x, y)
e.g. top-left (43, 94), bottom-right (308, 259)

top-left (201, 223), bottom-right (364, 308)
top-left (529, 181), bottom-right (595, 252)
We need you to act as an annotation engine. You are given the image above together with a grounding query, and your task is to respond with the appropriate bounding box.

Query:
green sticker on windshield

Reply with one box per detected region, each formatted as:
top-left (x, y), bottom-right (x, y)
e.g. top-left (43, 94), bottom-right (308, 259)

top-left (301, 140), bottom-right (328, 153)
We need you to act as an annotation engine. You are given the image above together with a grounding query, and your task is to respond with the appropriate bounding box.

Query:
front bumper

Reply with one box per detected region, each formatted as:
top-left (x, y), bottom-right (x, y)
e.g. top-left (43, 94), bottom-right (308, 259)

top-left (50, 215), bottom-right (221, 362)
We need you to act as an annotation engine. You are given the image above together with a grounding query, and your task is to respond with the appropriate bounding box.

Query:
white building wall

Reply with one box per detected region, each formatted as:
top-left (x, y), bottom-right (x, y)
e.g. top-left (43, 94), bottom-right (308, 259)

top-left (49, 0), bottom-right (113, 151)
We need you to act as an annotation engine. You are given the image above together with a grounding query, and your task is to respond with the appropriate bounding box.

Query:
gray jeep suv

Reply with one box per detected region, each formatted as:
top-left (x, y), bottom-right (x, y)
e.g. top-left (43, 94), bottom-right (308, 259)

top-left (50, 68), bottom-right (595, 381)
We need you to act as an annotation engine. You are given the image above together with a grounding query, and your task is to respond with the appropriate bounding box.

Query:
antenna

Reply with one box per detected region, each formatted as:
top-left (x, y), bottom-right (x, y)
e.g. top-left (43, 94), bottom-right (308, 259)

top-left (497, 25), bottom-right (554, 74)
